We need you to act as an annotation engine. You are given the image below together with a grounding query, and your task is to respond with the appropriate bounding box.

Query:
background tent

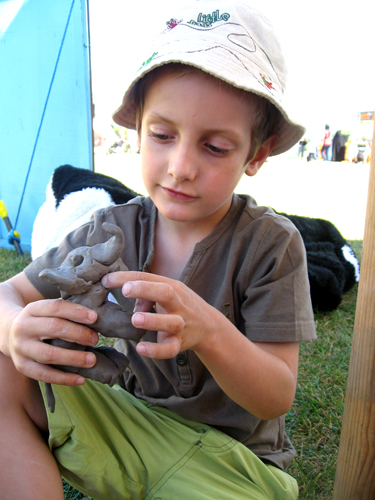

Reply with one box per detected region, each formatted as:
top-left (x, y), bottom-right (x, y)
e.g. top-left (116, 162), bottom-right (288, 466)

top-left (0, 0), bottom-right (93, 252)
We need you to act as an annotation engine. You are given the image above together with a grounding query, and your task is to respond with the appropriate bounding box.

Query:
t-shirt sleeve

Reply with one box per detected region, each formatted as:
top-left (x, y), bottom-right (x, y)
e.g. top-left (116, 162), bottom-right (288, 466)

top-left (240, 214), bottom-right (316, 342)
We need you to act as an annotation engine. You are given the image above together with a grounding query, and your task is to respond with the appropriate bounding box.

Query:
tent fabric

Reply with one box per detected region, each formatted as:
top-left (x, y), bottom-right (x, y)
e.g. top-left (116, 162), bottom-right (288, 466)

top-left (0, 0), bottom-right (92, 252)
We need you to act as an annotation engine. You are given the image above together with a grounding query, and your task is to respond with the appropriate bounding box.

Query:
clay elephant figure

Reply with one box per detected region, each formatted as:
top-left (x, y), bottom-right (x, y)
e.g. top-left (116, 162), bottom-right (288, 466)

top-left (39, 222), bottom-right (145, 412)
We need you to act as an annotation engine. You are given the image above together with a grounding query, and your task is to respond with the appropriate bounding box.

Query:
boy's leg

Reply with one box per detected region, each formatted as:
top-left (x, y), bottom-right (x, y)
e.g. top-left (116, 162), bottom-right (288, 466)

top-left (0, 352), bottom-right (64, 500)
top-left (43, 379), bottom-right (297, 500)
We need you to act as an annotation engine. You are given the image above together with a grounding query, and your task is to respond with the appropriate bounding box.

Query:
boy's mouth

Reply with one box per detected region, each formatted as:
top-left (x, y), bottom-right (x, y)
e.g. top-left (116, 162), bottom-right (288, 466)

top-left (162, 187), bottom-right (197, 201)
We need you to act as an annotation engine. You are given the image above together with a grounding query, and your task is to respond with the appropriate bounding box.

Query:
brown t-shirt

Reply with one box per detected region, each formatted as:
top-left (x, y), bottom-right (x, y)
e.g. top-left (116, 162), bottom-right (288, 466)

top-left (25, 194), bottom-right (316, 470)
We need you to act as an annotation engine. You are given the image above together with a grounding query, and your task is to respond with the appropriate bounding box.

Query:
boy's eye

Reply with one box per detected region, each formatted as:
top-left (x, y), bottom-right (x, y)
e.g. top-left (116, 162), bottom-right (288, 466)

top-left (205, 143), bottom-right (229, 156)
top-left (148, 131), bottom-right (171, 141)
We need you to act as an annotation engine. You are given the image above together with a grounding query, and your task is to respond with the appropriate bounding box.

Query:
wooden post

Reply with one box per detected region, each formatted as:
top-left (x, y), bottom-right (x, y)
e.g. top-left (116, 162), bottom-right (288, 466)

top-left (333, 124), bottom-right (375, 498)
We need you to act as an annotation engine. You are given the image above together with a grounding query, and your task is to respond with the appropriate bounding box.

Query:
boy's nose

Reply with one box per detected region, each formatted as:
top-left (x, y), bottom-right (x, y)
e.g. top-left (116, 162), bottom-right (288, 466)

top-left (167, 143), bottom-right (198, 182)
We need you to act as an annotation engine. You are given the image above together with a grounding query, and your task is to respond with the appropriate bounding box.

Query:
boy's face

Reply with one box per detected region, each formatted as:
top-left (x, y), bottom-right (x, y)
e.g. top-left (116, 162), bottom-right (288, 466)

top-left (138, 69), bottom-right (262, 227)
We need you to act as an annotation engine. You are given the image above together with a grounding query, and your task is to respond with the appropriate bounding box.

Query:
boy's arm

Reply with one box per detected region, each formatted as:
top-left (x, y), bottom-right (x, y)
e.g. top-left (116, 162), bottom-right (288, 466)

top-left (194, 333), bottom-right (298, 421)
top-left (102, 271), bottom-right (299, 421)
top-left (0, 272), bottom-right (99, 385)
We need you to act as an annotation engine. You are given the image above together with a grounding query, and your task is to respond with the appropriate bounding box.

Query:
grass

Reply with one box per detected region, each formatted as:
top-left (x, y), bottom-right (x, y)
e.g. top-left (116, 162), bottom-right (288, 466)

top-left (0, 240), bottom-right (362, 499)
top-left (0, 247), bottom-right (32, 280)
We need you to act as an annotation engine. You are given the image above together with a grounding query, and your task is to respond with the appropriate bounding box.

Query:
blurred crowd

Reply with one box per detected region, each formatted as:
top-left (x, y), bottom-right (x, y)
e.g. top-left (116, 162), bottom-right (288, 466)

top-left (297, 123), bottom-right (372, 164)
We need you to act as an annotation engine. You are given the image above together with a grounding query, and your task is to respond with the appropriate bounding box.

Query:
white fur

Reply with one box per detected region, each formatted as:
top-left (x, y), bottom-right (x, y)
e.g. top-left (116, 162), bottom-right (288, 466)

top-left (31, 183), bottom-right (113, 260)
top-left (342, 244), bottom-right (360, 282)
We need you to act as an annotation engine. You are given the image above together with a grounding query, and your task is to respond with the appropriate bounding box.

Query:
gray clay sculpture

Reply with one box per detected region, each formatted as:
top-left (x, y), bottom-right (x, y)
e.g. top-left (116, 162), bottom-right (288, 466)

top-left (39, 222), bottom-right (145, 412)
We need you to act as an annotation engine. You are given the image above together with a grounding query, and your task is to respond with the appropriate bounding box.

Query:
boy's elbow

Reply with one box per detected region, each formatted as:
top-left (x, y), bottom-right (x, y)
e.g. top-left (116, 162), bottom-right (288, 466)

top-left (268, 397), bottom-right (294, 421)
top-left (252, 384), bottom-right (296, 421)
top-left (256, 399), bottom-right (294, 421)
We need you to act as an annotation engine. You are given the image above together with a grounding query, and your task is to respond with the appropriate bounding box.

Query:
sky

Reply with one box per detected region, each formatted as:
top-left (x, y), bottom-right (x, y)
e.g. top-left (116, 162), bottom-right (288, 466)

top-left (88, 0), bottom-right (375, 145)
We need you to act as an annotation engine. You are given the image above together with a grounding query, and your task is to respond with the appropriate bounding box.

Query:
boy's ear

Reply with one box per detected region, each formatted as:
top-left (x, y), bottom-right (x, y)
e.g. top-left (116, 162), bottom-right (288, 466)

top-left (245, 134), bottom-right (278, 177)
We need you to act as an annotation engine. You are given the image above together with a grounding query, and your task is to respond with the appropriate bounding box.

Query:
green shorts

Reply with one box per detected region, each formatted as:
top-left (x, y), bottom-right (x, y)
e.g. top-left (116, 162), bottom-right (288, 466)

top-left (40, 380), bottom-right (298, 500)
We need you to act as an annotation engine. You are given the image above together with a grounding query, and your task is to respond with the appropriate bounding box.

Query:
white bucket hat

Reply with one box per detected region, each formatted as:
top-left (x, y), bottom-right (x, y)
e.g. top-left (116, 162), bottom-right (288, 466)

top-left (112, 0), bottom-right (305, 156)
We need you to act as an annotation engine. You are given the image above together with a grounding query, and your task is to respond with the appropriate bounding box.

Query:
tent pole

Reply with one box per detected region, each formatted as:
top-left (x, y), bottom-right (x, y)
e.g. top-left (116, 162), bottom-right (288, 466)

top-left (333, 124), bottom-right (375, 498)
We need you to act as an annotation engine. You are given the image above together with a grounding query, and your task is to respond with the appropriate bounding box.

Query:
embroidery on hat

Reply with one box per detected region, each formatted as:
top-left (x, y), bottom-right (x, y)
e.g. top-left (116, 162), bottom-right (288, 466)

top-left (166, 18), bottom-right (183, 30)
top-left (188, 9), bottom-right (230, 28)
top-left (139, 52), bottom-right (158, 71)
top-left (260, 74), bottom-right (275, 91)
top-left (137, 18), bottom-right (282, 99)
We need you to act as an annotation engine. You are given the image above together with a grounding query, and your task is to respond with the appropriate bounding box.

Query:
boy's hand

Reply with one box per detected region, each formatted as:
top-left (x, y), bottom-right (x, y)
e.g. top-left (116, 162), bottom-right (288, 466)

top-left (102, 271), bottom-right (222, 359)
top-left (102, 272), bottom-right (300, 420)
top-left (9, 298), bottom-right (99, 386)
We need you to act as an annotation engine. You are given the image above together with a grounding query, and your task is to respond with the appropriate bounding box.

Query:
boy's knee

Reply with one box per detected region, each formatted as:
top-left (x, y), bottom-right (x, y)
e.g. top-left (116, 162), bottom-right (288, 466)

top-left (0, 351), bottom-right (25, 394)
top-left (0, 352), bottom-right (48, 432)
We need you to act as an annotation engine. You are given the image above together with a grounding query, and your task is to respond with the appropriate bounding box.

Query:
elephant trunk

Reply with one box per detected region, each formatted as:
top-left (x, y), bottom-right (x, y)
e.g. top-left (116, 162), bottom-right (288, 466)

top-left (90, 222), bottom-right (125, 265)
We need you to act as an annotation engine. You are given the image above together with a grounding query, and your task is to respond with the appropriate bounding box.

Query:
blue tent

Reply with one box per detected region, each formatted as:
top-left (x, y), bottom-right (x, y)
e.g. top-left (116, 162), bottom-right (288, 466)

top-left (0, 0), bottom-right (93, 253)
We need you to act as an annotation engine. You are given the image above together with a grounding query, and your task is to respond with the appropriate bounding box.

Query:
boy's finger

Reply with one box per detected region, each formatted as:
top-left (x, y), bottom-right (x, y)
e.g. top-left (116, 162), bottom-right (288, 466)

top-left (132, 312), bottom-right (185, 334)
top-left (133, 298), bottom-right (155, 313)
top-left (25, 360), bottom-right (87, 387)
top-left (102, 271), bottom-right (172, 289)
top-left (101, 271), bottom-right (135, 288)
top-left (136, 336), bottom-right (181, 359)
top-left (122, 281), bottom-right (176, 308)
top-left (25, 315), bottom-right (99, 347)
top-left (33, 341), bottom-right (97, 369)
top-left (31, 298), bottom-right (97, 324)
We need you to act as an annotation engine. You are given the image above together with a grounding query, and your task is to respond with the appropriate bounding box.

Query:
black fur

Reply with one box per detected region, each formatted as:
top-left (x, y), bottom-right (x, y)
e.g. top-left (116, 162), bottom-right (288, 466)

top-left (277, 212), bottom-right (359, 311)
top-left (52, 164), bottom-right (139, 208)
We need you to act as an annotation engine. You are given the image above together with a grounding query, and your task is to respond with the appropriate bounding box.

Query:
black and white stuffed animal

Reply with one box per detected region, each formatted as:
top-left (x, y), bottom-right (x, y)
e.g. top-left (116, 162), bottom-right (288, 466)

top-left (32, 165), bottom-right (360, 312)
top-left (276, 212), bottom-right (360, 311)
top-left (31, 165), bottom-right (139, 260)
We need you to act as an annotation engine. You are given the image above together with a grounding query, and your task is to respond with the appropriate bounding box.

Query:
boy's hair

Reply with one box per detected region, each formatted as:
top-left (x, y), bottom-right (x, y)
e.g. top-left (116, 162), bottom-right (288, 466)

top-left (134, 63), bottom-right (282, 162)
top-left (113, 0), bottom-right (305, 156)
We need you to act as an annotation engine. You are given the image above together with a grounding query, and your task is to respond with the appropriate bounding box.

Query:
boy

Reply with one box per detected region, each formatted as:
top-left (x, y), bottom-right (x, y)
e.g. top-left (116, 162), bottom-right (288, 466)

top-left (0, 1), bottom-right (316, 498)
